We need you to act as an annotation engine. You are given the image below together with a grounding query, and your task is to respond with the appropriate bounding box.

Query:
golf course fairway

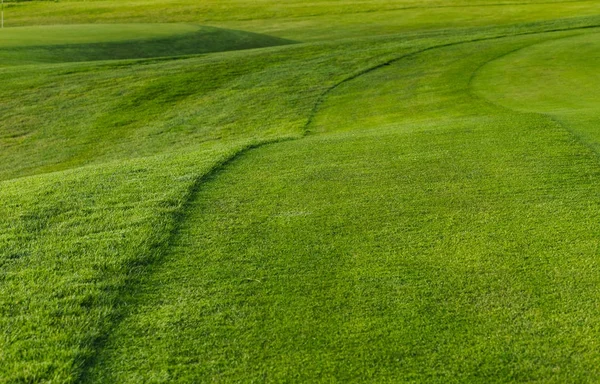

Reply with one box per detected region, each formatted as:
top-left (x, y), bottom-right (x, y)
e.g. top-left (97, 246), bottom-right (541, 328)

top-left (1, 1), bottom-right (600, 382)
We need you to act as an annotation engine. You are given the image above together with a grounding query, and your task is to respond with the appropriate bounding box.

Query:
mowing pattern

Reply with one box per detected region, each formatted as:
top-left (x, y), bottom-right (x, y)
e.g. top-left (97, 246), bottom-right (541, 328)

top-left (83, 32), bottom-right (600, 382)
top-left (2, 1), bottom-right (600, 382)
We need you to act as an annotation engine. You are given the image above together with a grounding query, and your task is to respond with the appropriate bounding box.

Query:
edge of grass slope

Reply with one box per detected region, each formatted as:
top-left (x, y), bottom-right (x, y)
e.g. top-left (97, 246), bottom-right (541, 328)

top-left (0, 137), bottom-right (301, 383)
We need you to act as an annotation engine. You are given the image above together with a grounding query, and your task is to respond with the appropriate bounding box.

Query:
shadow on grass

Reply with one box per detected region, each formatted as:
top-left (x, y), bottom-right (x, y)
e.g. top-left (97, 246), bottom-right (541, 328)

top-left (0, 26), bottom-right (297, 65)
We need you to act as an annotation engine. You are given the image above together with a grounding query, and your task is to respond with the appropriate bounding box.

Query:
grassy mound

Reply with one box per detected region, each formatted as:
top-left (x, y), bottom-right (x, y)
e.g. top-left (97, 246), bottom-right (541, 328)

top-left (474, 31), bottom-right (600, 151)
top-left (0, 24), bottom-right (294, 65)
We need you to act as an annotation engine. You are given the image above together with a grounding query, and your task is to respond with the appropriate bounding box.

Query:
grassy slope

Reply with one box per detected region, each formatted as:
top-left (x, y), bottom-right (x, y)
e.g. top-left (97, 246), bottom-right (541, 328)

top-left (0, 39), bottom-right (371, 382)
top-left (0, 21), bottom-right (449, 381)
top-left (84, 30), bottom-right (600, 382)
top-left (473, 31), bottom-right (600, 152)
top-left (2, 1), bottom-right (600, 382)
top-left (0, 44), bottom-right (313, 180)
top-left (0, 143), bottom-right (247, 382)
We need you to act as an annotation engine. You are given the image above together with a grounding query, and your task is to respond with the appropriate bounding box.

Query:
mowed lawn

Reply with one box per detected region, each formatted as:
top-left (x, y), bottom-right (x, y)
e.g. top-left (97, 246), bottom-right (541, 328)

top-left (1, 1), bottom-right (600, 382)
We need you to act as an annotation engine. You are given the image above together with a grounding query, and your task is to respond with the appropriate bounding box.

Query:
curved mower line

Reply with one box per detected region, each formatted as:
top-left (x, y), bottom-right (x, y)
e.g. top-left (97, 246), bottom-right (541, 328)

top-left (78, 21), bottom-right (600, 380)
top-left (303, 23), bottom-right (600, 134)
top-left (468, 32), bottom-right (600, 160)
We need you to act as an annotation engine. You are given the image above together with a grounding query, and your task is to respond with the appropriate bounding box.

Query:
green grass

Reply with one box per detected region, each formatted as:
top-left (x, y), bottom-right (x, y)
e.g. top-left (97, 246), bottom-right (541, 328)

top-left (0, 24), bottom-right (200, 47)
top-left (473, 31), bottom-right (600, 152)
top-left (0, 142), bottom-right (247, 382)
top-left (3, 0), bottom-right (600, 40)
top-left (0, 25), bottom-right (294, 65)
top-left (82, 30), bottom-right (600, 382)
top-left (2, 1), bottom-right (600, 382)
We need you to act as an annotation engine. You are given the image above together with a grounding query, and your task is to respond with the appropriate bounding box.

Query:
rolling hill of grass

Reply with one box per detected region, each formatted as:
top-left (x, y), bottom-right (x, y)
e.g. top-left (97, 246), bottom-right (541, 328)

top-left (2, 0), bottom-right (600, 382)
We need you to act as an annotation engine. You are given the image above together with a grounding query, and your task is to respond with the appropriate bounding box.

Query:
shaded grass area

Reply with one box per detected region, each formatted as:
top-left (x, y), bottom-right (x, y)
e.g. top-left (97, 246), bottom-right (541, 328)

top-left (83, 32), bottom-right (600, 382)
top-left (0, 26), bottom-right (295, 66)
top-left (0, 42), bottom-right (327, 180)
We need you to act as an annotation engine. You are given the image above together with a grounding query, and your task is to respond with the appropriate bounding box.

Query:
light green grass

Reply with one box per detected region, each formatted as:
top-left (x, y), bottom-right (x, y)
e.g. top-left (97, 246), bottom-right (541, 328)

top-left (474, 31), bottom-right (600, 152)
top-left (3, 0), bottom-right (600, 40)
top-left (0, 24), bottom-right (199, 47)
top-left (2, 1), bottom-right (600, 382)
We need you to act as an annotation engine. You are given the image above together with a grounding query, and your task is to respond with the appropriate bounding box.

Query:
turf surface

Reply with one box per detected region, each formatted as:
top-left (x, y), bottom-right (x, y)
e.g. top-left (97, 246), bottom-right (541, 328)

top-left (0, 24), bottom-right (294, 66)
top-left (83, 30), bottom-right (600, 383)
top-left (0, 24), bottom-right (199, 47)
top-left (2, 1), bottom-right (600, 382)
